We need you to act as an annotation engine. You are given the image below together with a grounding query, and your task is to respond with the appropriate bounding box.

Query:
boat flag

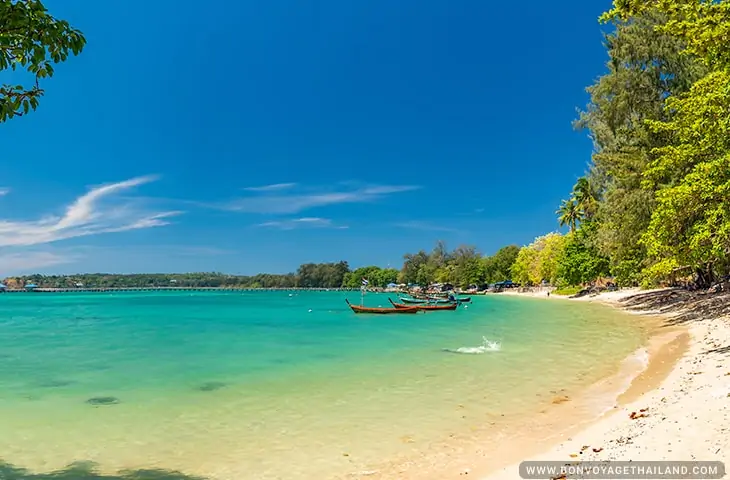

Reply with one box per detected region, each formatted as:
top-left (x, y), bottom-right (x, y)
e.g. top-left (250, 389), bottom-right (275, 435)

top-left (361, 278), bottom-right (369, 286)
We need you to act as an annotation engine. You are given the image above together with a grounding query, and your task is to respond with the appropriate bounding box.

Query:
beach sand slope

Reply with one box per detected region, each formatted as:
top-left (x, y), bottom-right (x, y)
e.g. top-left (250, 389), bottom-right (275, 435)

top-left (483, 290), bottom-right (730, 479)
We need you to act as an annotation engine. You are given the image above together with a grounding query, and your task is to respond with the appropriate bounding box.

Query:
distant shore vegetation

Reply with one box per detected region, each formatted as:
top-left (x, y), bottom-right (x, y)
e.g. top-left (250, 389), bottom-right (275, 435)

top-left (0, 242), bottom-right (520, 290)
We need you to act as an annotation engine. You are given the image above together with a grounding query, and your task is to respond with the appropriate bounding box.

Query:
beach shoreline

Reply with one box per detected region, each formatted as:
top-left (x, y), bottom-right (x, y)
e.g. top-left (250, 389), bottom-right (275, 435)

top-left (478, 287), bottom-right (730, 479)
top-left (339, 289), bottom-right (689, 480)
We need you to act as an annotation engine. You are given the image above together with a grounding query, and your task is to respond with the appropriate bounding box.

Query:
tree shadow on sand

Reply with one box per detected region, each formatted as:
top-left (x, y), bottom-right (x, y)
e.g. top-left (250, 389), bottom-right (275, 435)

top-left (618, 288), bottom-right (730, 327)
top-left (0, 460), bottom-right (209, 480)
top-left (617, 288), bottom-right (730, 355)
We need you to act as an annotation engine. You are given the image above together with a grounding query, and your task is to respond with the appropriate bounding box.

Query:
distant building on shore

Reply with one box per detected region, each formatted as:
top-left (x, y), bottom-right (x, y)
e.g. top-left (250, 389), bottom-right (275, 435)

top-left (0, 283), bottom-right (6, 292)
top-left (24, 283), bottom-right (38, 291)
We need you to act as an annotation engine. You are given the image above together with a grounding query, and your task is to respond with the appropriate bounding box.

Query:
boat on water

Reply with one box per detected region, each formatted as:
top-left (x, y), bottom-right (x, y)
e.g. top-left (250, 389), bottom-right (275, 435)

top-left (398, 295), bottom-right (472, 304)
top-left (398, 296), bottom-right (452, 305)
top-left (345, 299), bottom-right (420, 314)
top-left (429, 292), bottom-right (472, 302)
top-left (389, 298), bottom-right (457, 311)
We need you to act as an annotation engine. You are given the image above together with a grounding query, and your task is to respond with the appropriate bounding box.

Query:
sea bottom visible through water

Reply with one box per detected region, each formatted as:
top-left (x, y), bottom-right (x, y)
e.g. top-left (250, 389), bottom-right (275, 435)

top-left (0, 291), bottom-right (654, 479)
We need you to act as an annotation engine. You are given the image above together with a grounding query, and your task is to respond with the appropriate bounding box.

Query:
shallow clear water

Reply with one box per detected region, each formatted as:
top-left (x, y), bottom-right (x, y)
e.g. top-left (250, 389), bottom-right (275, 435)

top-left (0, 291), bottom-right (650, 479)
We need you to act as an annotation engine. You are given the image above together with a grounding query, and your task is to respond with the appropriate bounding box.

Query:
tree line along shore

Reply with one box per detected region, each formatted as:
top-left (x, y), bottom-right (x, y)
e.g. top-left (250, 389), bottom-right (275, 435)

top-left (2, 0), bottom-right (730, 294)
top-left (546, 2), bottom-right (730, 292)
top-left (0, 245), bottom-right (506, 291)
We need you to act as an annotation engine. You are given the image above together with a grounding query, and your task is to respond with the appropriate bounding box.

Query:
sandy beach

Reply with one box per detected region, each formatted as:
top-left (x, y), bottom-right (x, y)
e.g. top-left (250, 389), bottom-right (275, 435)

top-left (482, 288), bottom-right (730, 479)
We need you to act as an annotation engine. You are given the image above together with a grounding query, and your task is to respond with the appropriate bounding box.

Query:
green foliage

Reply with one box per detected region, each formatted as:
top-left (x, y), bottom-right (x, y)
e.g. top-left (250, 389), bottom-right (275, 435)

top-left (399, 241), bottom-right (519, 288)
top-left (553, 286), bottom-right (583, 296)
top-left (556, 176), bottom-right (600, 235)
top-left (559, 3), bottom-right (730, 287)
top-left (539, 233), bottom-right (568, 285)
top-left (511, 233), bottom-right (567, 286)
top-left (0, 0), bottom-right (86, 122)
top-left (6, 264), bottom-right (352, 289)
top-left (448, 245), bottom-right (482, 288)
top-left (610, 249), bottom-right (645, 287)
top-left (296, 261), bottom-right (349, 288)
top-left (4, 272), bottom-right (300, 289)
top-left (7, 242), bottom-right (522, 291)
top-left (601, 1), bottom-right (730, 69)
top-left (511, 246), bottom-right (540, 286)
top-left (557, 198), bottom-right (580, 233)
top-left (644, 70), bottom-right (730, 188)
top-left (556, 224), bottom-right (611, 286)
top-left (641, 70), bottom-right (730, 282)
top-left (573, 177), bottom-right (600, 221)
top-left (482, 245), bottom-right (520, 283)
top-left (577, 9), bottom-right (703, 286)
top-left (594, 1), bottom-right (730, 285)
top-left (342, 266), bottom-right (399, 288)
top-left (399, 250), bottom-right (429, 285)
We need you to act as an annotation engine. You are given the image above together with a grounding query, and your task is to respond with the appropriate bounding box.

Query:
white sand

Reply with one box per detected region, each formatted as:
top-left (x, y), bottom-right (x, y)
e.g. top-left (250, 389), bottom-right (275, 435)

top-left (482, 289), bottom-right (730, 479)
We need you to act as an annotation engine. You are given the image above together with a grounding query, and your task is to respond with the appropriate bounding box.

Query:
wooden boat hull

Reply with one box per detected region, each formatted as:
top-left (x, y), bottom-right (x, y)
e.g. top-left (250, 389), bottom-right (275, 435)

top-left (390, 299), bottom-right (457, 311)
top-left (399, 296), bottom-right (471, 304)
top-left (429, 294), bottom-right (472, 303)
top-left (399, 297), bottom-right (451, 305)
top-left (345, 299), bottom-right (419, 314)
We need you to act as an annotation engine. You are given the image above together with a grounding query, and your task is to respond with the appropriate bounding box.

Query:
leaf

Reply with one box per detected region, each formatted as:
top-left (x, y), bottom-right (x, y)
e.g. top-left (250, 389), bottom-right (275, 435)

top-left (0, 0), bottom-right (86, 123)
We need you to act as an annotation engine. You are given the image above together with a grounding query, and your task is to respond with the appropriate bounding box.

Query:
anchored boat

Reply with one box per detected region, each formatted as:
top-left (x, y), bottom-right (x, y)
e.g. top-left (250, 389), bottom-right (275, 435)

top-left (398, 295), bottom-right (471, 304)
top-left (398, 296), bottom-right (451, 305)
top-left (345, 299), bottom-right (420, 314)
top-left (389, 298), bottom-right (457, 311)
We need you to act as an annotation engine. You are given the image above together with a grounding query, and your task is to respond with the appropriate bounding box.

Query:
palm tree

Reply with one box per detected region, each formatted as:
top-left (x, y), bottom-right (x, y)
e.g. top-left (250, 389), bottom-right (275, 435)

top-left (572, 176), bottom-right (599, 220)
top-left (557, 198), bottom-right (580, 233)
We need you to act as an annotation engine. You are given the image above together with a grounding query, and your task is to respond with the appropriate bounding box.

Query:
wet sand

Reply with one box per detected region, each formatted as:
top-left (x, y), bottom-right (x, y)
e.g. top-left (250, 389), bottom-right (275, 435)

top-left (481, 288), bottom-right (728, 479)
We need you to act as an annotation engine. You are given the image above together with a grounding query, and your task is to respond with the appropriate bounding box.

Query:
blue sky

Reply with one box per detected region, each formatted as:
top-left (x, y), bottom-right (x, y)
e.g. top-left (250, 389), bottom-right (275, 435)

top-left (0, 0), bottom-right (611, 275)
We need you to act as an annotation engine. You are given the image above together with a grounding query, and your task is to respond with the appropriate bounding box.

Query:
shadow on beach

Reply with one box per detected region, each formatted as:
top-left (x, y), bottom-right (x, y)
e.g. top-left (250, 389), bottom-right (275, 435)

top-left (616, 288), bottom-right (730, 354)
top-left (0, 461), bottom-right (208, 480)
top-left (617, 288), bottom-right (730, 325)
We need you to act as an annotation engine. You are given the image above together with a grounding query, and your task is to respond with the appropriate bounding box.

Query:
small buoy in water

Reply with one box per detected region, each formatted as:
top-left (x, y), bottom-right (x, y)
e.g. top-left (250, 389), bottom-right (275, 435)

top-left (308, 309), bottom-right (312, 313)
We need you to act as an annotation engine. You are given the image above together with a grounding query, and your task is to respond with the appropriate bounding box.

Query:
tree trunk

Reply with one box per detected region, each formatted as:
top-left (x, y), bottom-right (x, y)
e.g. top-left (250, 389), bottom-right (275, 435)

top-left (694, 264), bottom-right (716, 289)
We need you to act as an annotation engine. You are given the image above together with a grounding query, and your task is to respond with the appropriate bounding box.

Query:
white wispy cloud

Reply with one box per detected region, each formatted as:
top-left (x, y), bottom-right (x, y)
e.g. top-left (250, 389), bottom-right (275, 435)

top-left (0, 251), bottom-right (75, 274)
top-left (225, 184), bottom-right (420, 214)
top-left (0, 187), bottom-right (9, 196)
top-left (0, 175), bottom-right (182, 247)
top-left (256, 217), bottom-right (348, 230)
top-left (243, 183), bottom-right (297, 192)
top-left (0, 244), bottom-right (236, 275)
top-left (393, 220), bottom-right (458, 232)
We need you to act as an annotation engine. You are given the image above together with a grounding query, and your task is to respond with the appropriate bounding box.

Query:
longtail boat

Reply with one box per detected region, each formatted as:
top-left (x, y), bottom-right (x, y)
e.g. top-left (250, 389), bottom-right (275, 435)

top-left (345, 299), bottom-right (420, 314)
top-left (398, 296), bottom-right (452, 305)
top-left (399, 296), bottom-right (471, 304)
top-left (428, 293), bottom-right (473, 303)
top-left (428, 292), bottom-right (450, 298)
top-left (389, 298), bottom-right (457, 311)
top-left (430, 295), bottom-right (472, 303)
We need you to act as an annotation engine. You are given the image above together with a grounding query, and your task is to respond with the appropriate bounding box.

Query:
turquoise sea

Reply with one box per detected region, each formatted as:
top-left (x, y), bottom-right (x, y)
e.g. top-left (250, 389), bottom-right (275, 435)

top-left (0, 291), bottom-right (652, 479)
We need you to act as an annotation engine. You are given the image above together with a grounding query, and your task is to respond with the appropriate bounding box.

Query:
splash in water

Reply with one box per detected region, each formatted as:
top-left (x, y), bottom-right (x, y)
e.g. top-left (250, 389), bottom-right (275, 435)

top-left (443, 336), bottom-right (501, 354)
